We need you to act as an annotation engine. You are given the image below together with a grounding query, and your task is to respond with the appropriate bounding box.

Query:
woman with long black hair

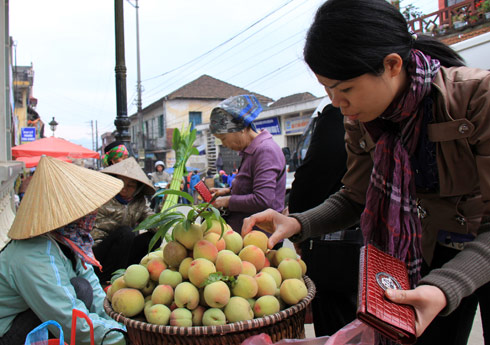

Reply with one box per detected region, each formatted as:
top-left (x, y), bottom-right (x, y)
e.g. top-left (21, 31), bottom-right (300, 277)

top-left (242, 0), bottom-right (490, 343)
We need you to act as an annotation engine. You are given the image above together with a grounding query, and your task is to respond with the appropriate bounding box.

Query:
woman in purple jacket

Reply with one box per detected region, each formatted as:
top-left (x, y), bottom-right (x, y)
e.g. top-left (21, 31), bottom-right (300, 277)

top-left (209, 95), bottom-right (286, 236)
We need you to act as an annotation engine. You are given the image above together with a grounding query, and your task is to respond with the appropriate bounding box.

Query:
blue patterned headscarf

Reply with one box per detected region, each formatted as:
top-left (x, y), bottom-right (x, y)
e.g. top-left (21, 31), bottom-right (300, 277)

top-left (52, 212), bottom-right (102, 270)
top-left (210, 95), bottom-right (263, 134)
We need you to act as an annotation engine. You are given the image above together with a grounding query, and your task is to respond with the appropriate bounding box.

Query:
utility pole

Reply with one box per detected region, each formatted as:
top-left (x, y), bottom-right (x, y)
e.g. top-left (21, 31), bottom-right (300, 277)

top-left (128, 0), bottom-right (145, 167)
top-left (114, 0), bottom-right (132, 155)
top-left (95, 120), bottom-right (99, 169)
top-left (91, 120), bottom-right (95, 150)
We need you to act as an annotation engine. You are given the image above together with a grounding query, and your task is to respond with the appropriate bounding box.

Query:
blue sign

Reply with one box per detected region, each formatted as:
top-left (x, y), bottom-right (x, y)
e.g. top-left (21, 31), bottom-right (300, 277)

top-left (254, 117), bottom-right (281, 135)
top-left (21, 127), bottom-right (36, 142)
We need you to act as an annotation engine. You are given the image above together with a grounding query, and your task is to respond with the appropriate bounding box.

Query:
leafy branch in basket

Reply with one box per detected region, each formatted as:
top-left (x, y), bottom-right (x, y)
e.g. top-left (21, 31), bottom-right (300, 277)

top-left (134, 190), bottom-right (226, 255)
top-left (160, 126), bottom-right (198, 213)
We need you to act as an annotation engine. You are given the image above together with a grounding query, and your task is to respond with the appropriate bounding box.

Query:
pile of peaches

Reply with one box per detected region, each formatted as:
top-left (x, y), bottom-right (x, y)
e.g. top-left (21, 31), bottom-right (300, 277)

top-left (106, 220), bottom-right (308, 327)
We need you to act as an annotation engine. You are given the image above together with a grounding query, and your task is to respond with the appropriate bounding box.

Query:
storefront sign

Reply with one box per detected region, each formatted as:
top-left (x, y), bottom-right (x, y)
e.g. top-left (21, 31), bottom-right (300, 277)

top-left (254, 117), bottom-right (281, 135)
top-left (21, 127), bottom-right (36, 142)
top-left (285, 116), bottom-right (310, 135)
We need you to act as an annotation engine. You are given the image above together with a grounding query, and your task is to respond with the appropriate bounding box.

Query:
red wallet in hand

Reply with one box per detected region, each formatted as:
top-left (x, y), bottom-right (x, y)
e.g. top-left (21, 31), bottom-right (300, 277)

top-left (194, 181), bottom-right (213, 203)
top-left (357, 244), bottom-right (417, 344)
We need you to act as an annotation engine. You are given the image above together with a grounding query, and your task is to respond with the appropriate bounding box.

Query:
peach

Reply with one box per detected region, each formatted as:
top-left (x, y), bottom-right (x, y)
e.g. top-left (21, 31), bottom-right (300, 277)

top-left (280, 278), bottom-right (308, 305)
top-left (273, 247), bottom-right (297, 266)
top-left (151, 284), bottom-right (174, 306)
top-left (140, 250), bottom-right (163, 267)
top-left (201, 219), bottom-right (228, 237)
top-left (124, 264), bottom-right (150, 289)
top-left (163, 241), bottom-right (188, 268)
top-left (107, 276), bottom-right (126, 302)
top-left (215, 250), bottom-right (243, 276)
top-left (231, 274), bottom-right (258, 299)
top-left (174, 282), bottom-right (200, 310)
top-left (146, 304), bottom-right (171, 325)
top-left (193, 240), bottom-right (219, 263)
top-left (254, 272), bottom-right (277, 297)
top-left (277, 258), bottom-right (303, 280)
top-left (265, 250), bottom-right (277, 265)
top-left (111, 288), bottom-right (145, 317)
top-left (253, 295), bottom-right (280, 317)
top-left (297, 258), bottom-right (307, 275)
top-left (241, 261), bottom-right (257, 276)
top-left (191, 305), bottom-right (206, 326)
top-left (204, 232), bottom-right (226, 251)
top-left (224, 296), bottom-right (254, 323)
top-left (158, 269), bottom-right (183, 288)
top-left (187, 258), bottom-right (216, 287)
top-left (147, 258), bottom-right (167, 282)
top-left (223, 230), bottom-right (243, 254)
top-left (202, 308), bottom-right (227, 326)
top-left (260, 267), bottom-right (282, 288)
top-left (174, 223), bottom-right (203, 250)
top-left (239, 245), bottom-right (265, 271)
top-left (243, 230), bottom-right (269, 253)
top-left (140, 279), bottom-right (157, 297)
top-left (203, 281), bottom-right (231, 308)
top-left (178, 257), bottom-right (193, 280)
top-left (170, 308), bottom-right (193, 327)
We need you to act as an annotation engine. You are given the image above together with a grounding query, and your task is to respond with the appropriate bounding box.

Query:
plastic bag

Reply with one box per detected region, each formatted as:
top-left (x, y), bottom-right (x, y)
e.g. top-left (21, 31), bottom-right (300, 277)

top-left (241, 319), bottom-right (376, 345)
top-left (323, 320), bottom-right (376, 345)
top-left (24, 320), bottom-right (66, 345)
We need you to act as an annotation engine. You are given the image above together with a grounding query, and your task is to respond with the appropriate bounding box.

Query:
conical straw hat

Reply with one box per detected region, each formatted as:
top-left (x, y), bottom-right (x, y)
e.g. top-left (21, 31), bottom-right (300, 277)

top-left (8, 156), bottom-right (123, 240)
top-left (100, 157), bottom-right (155, 195)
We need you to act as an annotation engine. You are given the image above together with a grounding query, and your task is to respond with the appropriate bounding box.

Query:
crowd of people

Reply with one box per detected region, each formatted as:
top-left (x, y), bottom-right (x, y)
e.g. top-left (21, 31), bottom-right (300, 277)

top-left (2, 0), bottom-right (489, 344)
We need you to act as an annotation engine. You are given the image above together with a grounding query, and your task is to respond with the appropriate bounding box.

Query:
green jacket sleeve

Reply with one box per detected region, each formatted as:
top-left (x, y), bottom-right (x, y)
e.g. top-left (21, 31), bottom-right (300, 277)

top-left (11, 237), bottom-right (125, 345)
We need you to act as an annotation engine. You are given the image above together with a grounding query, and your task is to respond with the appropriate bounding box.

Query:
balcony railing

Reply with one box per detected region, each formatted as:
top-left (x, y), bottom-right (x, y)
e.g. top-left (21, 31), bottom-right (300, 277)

top-left (407, 0), bottom-right (488, 35)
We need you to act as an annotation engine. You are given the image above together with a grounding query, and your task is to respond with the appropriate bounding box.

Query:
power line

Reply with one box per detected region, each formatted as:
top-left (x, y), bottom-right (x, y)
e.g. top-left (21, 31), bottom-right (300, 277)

top-left (142, 0), bottom-right (313, 101)
top-left (142, 0), bottom-right (295, 82)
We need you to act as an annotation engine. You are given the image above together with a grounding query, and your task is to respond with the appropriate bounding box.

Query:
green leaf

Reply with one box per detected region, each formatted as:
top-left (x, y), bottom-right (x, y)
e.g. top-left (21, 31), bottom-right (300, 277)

top-left (202, 272), bottom-right (237, 288)
top-left (134, 212), bottom-right (167, 231)
top-left (157, 189), bottom-right (195, 204)
top-left (190, 147), bottom-right (200, 156)
top-left (110, 269), bottom-right (126, 284)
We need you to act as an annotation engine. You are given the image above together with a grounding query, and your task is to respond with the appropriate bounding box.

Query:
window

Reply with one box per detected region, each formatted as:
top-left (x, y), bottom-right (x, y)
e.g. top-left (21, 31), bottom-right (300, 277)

top-left (158, 115), bottom-right (164, 137)
top-left (189, 111), bottom-right (202, 131)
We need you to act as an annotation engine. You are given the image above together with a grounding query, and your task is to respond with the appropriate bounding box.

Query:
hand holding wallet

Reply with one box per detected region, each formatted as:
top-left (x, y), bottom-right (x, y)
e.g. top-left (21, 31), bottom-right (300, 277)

top-left (194, 181), bottom-right (214, 203)
top-left (357, 244), bottom-right (417, 344)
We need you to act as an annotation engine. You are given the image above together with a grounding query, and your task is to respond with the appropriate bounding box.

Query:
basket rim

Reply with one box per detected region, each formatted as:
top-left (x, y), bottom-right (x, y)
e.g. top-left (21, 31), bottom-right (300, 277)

top-left (104, 275), bottom-right (316, 336)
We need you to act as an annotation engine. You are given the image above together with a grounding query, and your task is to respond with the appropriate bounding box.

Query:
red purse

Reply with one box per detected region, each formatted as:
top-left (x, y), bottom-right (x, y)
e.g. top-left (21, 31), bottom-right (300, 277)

top-left (357, 244), bottom-right (417, 344)
top-left (194, 181), bottom-right (213, 203)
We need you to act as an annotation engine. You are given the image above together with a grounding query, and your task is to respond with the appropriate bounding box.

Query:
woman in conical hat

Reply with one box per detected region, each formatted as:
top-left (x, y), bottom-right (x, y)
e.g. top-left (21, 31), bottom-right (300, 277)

top-left (0, 156), bottom-right (126, 345)
top-left (92, 157), bottom-right (159, 284)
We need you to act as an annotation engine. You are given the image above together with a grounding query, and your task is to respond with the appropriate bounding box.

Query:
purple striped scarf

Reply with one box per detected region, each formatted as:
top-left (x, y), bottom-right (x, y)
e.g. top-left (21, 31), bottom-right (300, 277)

top-left (361, 50), bottom-right (440, 286)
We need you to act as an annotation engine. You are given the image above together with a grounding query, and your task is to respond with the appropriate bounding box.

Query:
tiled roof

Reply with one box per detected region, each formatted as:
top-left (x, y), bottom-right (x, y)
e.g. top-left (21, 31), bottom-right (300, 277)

top-left (269, 92), bottom-right (317, 108)
top-left (166, 75), bottom-right (274, 105)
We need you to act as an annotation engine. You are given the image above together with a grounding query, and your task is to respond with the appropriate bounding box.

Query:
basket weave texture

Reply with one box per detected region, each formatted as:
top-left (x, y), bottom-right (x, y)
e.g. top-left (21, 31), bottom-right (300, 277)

top-left (104, 276), bottom-right (316, 345)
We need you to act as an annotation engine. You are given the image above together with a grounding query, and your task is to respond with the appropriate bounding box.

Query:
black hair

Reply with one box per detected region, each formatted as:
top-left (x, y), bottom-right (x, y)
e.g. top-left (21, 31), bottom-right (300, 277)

top-left (304, 0), bottom-right (465, 81)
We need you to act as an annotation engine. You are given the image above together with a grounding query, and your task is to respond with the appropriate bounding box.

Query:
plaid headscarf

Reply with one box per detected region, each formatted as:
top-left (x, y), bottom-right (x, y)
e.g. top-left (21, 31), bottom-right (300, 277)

top-left (102, 145), bottom-right (129, 167)
top-left (361, 50), bottom-right (440, 287)
top-left (52, 212), bottom-right (102, 270)
top-left (210, 95), bottom-right (262, 134)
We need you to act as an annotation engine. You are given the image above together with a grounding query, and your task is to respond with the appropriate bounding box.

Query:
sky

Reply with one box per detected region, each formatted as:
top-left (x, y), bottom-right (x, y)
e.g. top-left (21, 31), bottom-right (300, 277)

top-left (9, 0), bottom-right (438, 150)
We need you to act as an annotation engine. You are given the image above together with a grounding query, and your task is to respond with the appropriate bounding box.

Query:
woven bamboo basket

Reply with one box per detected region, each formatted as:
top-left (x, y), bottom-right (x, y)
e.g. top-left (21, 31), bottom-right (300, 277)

top-left (104, 276), bottom-right (316, 345)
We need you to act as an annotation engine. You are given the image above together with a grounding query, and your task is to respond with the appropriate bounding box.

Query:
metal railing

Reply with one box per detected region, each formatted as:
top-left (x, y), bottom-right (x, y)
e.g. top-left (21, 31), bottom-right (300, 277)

top-left (407, 0), bottom-right (487, 35)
